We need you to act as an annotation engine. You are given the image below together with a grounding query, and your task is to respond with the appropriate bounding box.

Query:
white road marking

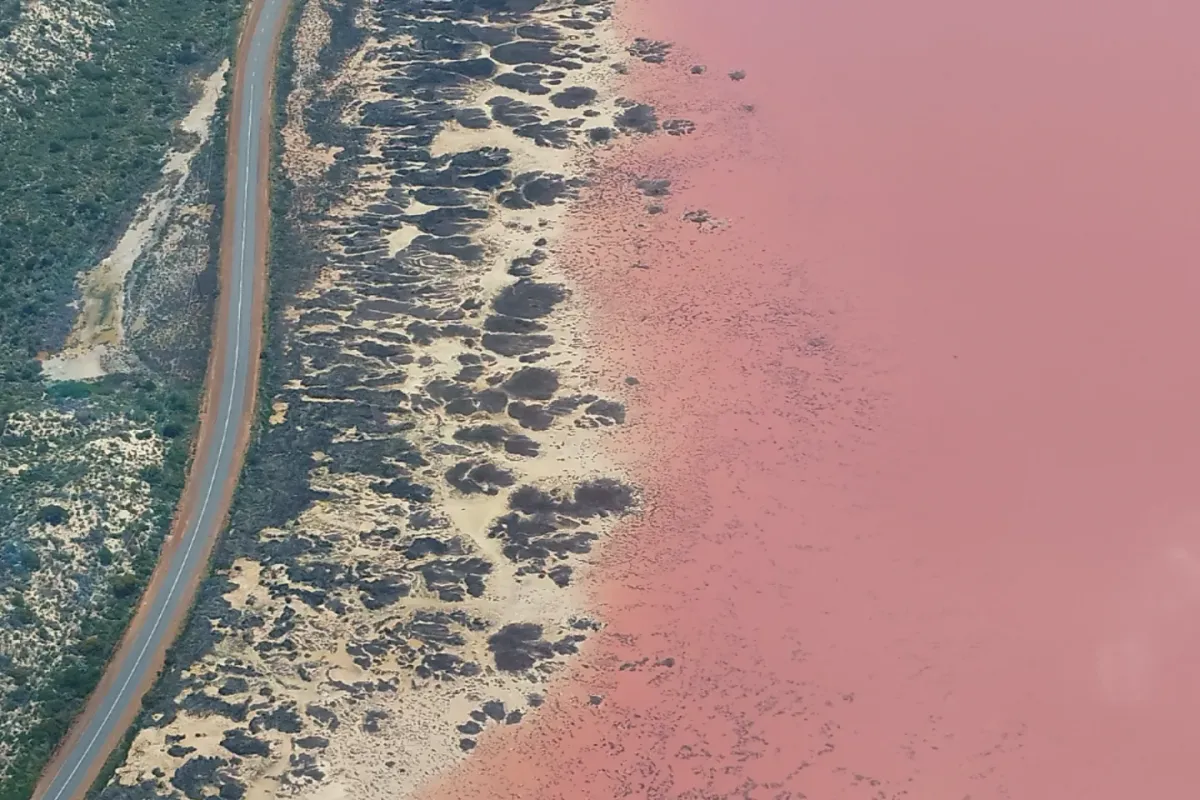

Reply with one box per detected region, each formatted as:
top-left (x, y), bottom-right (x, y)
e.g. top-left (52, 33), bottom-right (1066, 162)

top-left (43, 75), bottom-right (259, 800)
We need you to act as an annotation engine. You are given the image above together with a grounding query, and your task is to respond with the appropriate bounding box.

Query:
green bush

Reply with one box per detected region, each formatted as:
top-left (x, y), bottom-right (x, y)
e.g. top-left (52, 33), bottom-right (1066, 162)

top-left (46, 381), bottom-right (91, 400)
top-left (110, 572), bottom-right (141, 599)
top-left (139, 464), bottom-right (164, 486)
top-left (35, 504), bottom-right (68, 526)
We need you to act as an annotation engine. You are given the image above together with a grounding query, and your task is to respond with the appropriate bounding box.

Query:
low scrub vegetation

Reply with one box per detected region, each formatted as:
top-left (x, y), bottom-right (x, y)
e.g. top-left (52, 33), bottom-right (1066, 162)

top-left (0, 1), bottom-right (241, 798)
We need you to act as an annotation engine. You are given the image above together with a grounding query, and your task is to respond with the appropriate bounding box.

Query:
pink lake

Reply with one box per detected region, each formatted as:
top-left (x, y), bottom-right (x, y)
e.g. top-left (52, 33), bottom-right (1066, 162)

top-left (426, 0), bottom-right (1200, 797)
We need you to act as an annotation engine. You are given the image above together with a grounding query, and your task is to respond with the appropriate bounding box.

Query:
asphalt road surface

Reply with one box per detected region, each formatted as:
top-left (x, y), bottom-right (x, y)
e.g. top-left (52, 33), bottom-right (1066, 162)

top-left (35, 1), bottom-right (288, 797)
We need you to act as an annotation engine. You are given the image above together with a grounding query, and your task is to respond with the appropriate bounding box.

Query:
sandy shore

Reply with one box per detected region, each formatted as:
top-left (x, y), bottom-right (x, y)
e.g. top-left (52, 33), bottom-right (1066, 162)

top-left (107, 2), bottom-right (646, 798)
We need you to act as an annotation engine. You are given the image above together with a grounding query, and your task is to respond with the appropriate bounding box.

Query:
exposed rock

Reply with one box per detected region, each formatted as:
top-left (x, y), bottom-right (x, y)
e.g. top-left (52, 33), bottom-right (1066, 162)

top-left (502, 366), bottom-right (560, 400)
top-left (550, 86), bottom-right (597, 108)
top-left (488, 623), bottom-right (556, 671)
top-left (220, 729), bottom-right (271, 758)
top-left (636, 177), bottom-right (671, 197)
top-left (663, 118), bottom-right (696, 136)
top-left (627, 38), bottom-right (672, 64)
top-left (614, 103), bottom-right (658, 133)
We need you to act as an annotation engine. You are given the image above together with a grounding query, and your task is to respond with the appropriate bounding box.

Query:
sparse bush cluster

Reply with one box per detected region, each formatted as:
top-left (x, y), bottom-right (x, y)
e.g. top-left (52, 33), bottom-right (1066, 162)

top-left (0, 378), bottom-right (203, 800)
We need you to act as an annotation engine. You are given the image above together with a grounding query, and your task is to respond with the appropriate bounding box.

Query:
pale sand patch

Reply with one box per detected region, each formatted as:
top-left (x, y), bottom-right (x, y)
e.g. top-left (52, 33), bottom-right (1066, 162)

top-left (42, 60), bottom-right (230, 381)
top-left (282, 0), bottom-right (343, 186)
top-left (118, 712), bottom-right (233, 785)
top-left (258, 75), bottom-right (629, 800)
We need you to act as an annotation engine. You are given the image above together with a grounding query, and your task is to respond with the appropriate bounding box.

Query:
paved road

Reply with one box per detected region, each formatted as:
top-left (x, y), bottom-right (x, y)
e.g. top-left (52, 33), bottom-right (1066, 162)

top-left (35, 1), bottom-right (288, 798)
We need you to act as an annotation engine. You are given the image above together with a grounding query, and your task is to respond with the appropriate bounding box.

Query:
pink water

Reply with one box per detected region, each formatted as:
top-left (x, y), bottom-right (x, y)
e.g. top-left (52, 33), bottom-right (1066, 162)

top-left (427, 1), bottom-right (1200, 797)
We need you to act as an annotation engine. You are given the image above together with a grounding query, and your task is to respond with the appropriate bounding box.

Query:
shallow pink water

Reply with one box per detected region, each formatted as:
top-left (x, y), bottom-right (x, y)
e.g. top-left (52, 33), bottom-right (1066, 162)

top-left (427, 1), bottom-right (1200, 797)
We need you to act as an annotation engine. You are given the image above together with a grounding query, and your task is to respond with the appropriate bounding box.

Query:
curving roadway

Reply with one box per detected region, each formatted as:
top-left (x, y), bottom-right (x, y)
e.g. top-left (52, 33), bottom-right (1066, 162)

top-left (34, 0), bottom-right (289, 797)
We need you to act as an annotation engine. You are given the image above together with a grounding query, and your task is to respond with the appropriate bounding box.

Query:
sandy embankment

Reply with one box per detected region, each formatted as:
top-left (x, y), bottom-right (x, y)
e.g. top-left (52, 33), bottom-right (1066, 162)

top-left (109, 2), bottom-right (651, 799)
top-left (421, 1), bottom-right (1200, 799)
